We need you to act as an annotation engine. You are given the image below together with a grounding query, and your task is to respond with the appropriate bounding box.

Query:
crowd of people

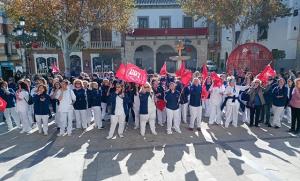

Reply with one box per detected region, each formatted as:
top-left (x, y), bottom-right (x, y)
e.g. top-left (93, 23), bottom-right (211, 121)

top-left (0, 69), bottom-right (299, 139)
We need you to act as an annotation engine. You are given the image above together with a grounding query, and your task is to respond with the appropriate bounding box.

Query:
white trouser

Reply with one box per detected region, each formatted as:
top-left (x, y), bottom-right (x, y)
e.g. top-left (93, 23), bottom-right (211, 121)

top-left (59, 111), bottom-right (74, 134)
top-left (75, 109), bottom-right (88, 129)
top-left (35, 115), bottom-right (49, 134)
top-left (133, 107), bottom-right (140, 128)
top-left (204, 99), bottom-right (210, 117)
top-left (27, 105), bottom-right (34, 126)
top-left (91, 106), bottom-right (102, 128)
top-left (157, 108), bottom-right (167, 125)
top-left (166, 108), bottom-right (180, 133)
top-left (209, 104), bottom-right (222, 125)
top-left (242, 108), bottom-right (250, 123)
top-left (140, 111), bottom-right (156, 136)
top-left (108, 114), bottom-right (125, 138)
top-left (189, 106), bottom-right (202, 128)
top-left (225, 103), bottom-right (239, 127)
top-left (18, 111), bottom-right (31, 132)
top-left (4, 107), bottom-right (20, 130)
top-left (55, 112), bottom-right (61, 128)
top-left (284, 107), bottom-right (292, 123)
top-left (272, 105), bottom-right (285, 127)
top-left (101, 103), bottom-right (107, 120)
top-left (179, 103), bottom-right (188, 123)
top-left (86, 108), bottom-right (93, 125)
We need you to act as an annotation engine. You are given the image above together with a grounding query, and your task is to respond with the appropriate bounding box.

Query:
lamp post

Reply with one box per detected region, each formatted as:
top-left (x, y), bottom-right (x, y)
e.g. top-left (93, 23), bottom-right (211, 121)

top-left (11, 17), bottom-right (38, 73)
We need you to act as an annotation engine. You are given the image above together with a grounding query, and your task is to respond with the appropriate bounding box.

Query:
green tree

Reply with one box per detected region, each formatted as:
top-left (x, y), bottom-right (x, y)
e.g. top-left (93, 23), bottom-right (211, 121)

top-left (181, 0), bottom-right (291, 48)
top-left (3, 0), bottom-right (134, 75)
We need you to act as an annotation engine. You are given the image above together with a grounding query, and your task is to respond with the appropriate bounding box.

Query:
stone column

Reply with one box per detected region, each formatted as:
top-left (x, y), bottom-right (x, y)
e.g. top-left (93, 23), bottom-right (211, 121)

top-left (153, 49), bottom-right (157, 73)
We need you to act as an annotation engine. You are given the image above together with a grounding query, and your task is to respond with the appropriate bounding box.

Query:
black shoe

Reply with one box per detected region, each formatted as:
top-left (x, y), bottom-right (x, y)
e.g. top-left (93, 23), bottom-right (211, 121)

top-left (255, 125), bottom-right (259, 127)
top-left (274, 126), bottom-right (280, 129)
top-left (267, 124), bottom-right (272, 127)
top-left (49, 115), bottom-right (53, 119)
top-left (100, 126), bottom-right (105, 129)
top-left (57, 127), bottom-right (60, 131)
top-left (288, 129), bottom-right (294, 133)
top-left (249, 124), bottom-right (253, 127)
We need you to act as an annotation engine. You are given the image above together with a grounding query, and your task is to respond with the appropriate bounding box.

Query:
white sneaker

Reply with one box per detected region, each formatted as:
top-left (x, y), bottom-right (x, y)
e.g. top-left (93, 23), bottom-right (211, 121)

top-left (106, 136), bottom-right (113, 139)
top-left (119, 134), bottom-right (124, 138)
top-left (167, 131), bottom-right (172, 135)
top-left (152, 132), bottom-right (157, 135)
top-left (175, 129), bottom-right (182, 134)
top-left (158, 123), bottom-right (164, 127)
top-left (57, 133), bottom-right (64, 137)
top-left (67, 133), bottom-right (72, 136)
top-left (38, 130), bottom-right (42, 134)
top-left (134, 126), bottom-right (139, 130)
top-left (44, 133), bottom-right (48, 136)
top-left (20, 130), bottom-right (25, 134)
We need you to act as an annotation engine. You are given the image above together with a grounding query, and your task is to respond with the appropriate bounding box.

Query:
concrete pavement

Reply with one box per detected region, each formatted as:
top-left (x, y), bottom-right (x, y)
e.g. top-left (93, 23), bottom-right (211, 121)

top-left (0, 118), bottom-right (299, 181)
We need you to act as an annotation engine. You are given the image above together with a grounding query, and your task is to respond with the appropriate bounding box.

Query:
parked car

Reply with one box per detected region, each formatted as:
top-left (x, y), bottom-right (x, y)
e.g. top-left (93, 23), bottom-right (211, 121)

top-left (207, 60), bottom-right (218, 72)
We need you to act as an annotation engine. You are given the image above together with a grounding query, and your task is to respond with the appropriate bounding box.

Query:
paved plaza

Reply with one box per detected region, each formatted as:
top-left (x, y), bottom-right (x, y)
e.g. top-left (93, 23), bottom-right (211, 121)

top-left (0, 117), bottom-right (299, 181)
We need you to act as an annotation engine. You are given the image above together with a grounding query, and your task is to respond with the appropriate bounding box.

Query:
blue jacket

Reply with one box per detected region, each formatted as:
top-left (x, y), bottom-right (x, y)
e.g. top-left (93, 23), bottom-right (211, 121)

top-left (264, 82), bottom-right (278, 104)
top-left (101, 85), bottom-right (110, 103)
top-left (73, 88), bottom-right (87, 110)
top-left (153, 86), bottom-right (165, 100)
top-left (272, 86), bottom-right (288, 107)
top-left (189, 84), bottom-right (202, 107)
top-left (165, 90), bottom-right (180, 110)
top-left (33, 93), bottom-right (51, 115)
top-left (139, 92), bottom-right (151, 114)
top-left (87, 89), bottom-right (102, 107)
top-left (177, 85), bottom-right (190, 104)
top-left (109, 92), bottom-right (129, 116)
top-left (0, 88), bottom-right (16, 108)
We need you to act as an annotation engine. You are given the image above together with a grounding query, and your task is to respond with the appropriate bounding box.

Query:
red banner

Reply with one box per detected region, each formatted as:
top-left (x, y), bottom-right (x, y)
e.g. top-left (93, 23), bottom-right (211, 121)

top-left (0, 97), bottom-right (7, 112)
top-left (176, 62), bottom-right (186, 77)
top-left (51, 63), bottom-right (60, 73)
top-left (201, 64), bottom-right (209, 99)
top-left (181, 70), bottom-right (193, 87)
top-left (160, 62), bottom-right (167, 76)
top-left (116, 63), bottom-right (147, 85)
top-left (257, 65), bottom-right (276, 85)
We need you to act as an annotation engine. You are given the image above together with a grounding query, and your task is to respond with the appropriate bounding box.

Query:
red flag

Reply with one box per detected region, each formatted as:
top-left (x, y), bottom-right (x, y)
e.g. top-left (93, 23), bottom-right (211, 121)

top-left (51, 63), bottom-right (60, 73)
top-left (176, 62), bottom-right (186, 77)
top-left (160, 62), bottom-right (167, 76)
top-left (202, 64), bottom-right (208, 81)
top-left (124, 63), bottom-right (147, 85)
top-left (257, 65), bottom-right (276, 85)
top-left (116, 63), bottom-right (127, 80)
top-left (211, 72), bottom-right (223, 87)
top-left (0, 97), bottom-right (7, 112)
top-left (181, 69), bottom-right (193, 87)
top-left (201, 64), bottom-right (209, 99)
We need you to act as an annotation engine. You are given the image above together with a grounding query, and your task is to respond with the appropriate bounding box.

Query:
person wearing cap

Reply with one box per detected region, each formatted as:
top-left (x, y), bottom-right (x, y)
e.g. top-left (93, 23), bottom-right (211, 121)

top-left (106, 83), bottom-right (129, 139)
top-left (176, 81), bottom-right (190, 124)
top-left (224, 76), bottom-right (249, 128)
top-left (164, 81), bottom-right (181, 134)
top-left (139, 82), bottom-right (157, 136)
top-left (246, 79), bottom-right (265, 127)
top-left (189, 78), bottom-right (202, 131)
top-left (271, 77), bottom-right (288, 128)
top-left (208, 79), bottom-right (225, 125)
top-left (289, 78), bottom-right (300, 133)
top-left (101, 79), bottom-right (110, 121)
top-left (73, 79), bottom-right (88, 130)
top-left (152, 79), bottom-right (166, 126)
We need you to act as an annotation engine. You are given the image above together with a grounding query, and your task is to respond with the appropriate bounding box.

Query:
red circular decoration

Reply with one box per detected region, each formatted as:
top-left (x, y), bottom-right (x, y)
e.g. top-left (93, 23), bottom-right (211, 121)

top-left (226, 43), bottom-right (273, 75)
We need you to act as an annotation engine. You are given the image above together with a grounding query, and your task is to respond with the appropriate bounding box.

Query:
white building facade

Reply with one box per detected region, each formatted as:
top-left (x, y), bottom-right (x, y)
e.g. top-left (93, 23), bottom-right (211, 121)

top-left (124, 0), bottom-right (208, 73)
top-left (220, 0), bottom-right (300, 71)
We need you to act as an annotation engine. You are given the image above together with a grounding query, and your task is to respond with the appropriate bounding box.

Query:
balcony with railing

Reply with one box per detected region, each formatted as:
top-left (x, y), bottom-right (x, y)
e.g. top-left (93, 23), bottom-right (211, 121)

top-left (127, 28), bottom-right (209, 37)
top-left (33, 41), bottom-right (122, 50)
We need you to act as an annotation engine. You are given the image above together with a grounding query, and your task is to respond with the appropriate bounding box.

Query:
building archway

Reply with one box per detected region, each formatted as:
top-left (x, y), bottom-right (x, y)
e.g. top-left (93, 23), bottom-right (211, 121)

top-left (156, 45), bottom-right (177, 73)
top-left (133, 45), bottom-right (154, 72)
top-left (70, 55), bottom-right (82, 76)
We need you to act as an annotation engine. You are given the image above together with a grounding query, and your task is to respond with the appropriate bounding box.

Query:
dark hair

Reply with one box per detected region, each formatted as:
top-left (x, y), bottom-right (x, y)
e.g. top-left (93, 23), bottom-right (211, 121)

top-left (37, 84), bottom-right (48, 94)
top-left (18, 81), bottom-right (29, 92)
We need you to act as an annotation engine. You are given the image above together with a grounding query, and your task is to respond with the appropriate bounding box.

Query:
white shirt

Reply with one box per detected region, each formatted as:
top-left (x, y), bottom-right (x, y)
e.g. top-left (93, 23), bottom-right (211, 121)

top-left (16, 90), bottom-right (29, 112)
top-left (133, 94), bottom-right (140, 111)
top-left (114, 95), bottom-right (125, 116)
top-left (57, 89), bottom-right (76, 112)
top-left (224, 85), bottom-right (248, 106)
top-left (209, 86), bottom-right (225, 105)
top-left (148, 94), bottom-right (156, 114)
top-left (50, 89), bottom-right (62, 99)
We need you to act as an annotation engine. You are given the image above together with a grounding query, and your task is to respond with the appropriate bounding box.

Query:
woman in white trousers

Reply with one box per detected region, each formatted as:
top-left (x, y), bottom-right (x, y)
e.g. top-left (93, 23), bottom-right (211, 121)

top-left (139, 82), bottom-right (157, 136)
top-left (57, 80), bottom-right (76, 136)
top-left (16, 81), bottom-right (31, 133)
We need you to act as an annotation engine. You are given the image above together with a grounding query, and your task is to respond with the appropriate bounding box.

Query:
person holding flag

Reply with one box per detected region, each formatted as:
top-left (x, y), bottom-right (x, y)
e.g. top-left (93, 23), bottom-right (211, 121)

top-left (152, 79), bottom-right (166, 127)
top-left (176, 80), bottom-right (190, 124)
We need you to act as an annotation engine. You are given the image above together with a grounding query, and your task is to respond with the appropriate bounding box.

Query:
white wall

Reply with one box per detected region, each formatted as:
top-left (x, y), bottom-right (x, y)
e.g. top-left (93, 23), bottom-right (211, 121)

top-left (132, 8), bottom-right (206, 28)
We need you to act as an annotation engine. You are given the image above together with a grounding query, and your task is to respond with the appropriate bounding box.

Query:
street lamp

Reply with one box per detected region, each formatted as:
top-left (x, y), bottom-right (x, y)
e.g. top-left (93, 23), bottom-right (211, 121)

top-left (11, 17), bottom-right (38, 73)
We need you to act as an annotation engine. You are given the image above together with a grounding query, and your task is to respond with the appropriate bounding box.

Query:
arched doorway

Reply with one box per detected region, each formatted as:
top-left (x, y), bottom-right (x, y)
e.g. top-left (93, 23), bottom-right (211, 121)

top-left (156, 45), bottom-right (177, 73)
top-left (182, 45), bottom-right (197, 72)
top-left (133, 46), bottom-right (154, 72)
top-left (70, 55), bottom-right (82, 76)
